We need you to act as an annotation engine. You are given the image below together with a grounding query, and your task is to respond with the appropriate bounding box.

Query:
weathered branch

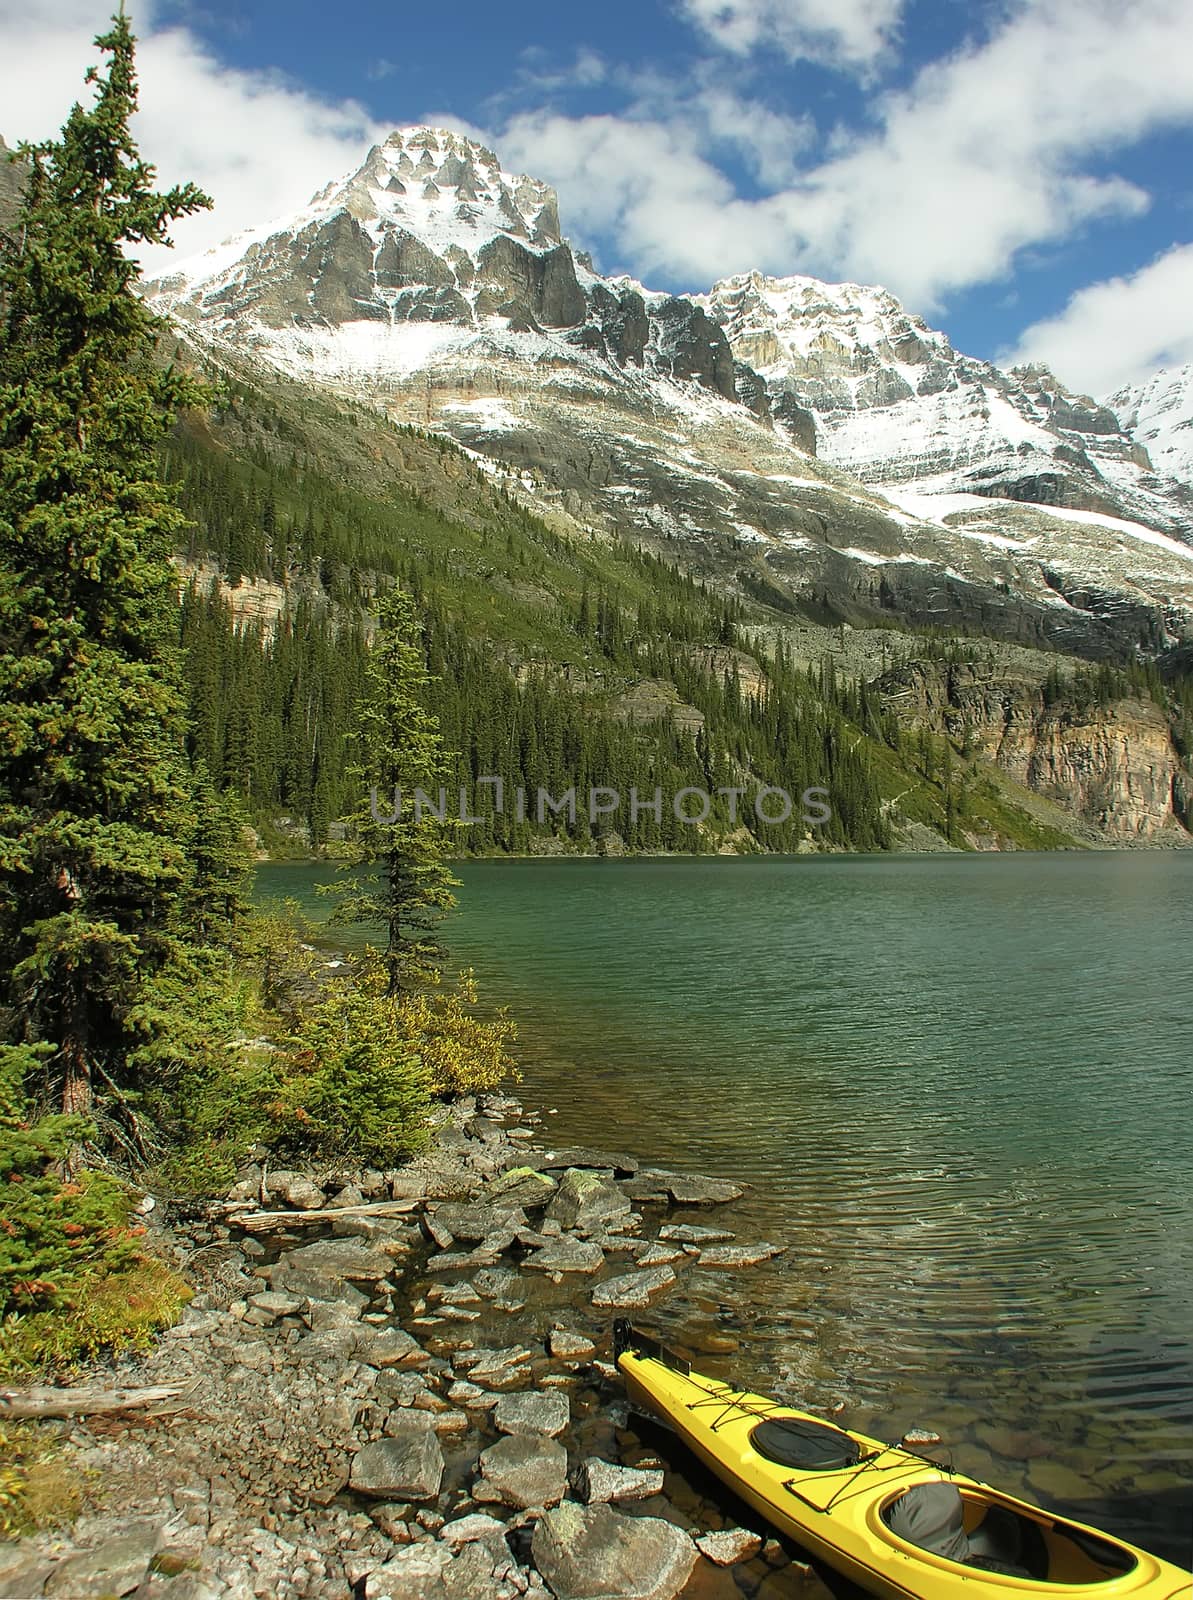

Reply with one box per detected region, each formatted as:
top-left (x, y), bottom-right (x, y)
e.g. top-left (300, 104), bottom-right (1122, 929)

top-left (0, 1382), bottom-right (191, 1419)
top-left (234, 1199), bottom-right (420, 1233)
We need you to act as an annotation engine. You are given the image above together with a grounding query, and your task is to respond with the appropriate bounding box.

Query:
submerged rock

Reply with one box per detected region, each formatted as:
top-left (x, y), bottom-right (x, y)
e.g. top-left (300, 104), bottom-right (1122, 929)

top-left (525, 1237), bottom-right (605, 1274)
top-left (591, 1265), bottom-right (676, 1309)
top-left (696, 1242), bottom-right (785, 1267)
top-left (548, 1326), bottom-right (597, 1360)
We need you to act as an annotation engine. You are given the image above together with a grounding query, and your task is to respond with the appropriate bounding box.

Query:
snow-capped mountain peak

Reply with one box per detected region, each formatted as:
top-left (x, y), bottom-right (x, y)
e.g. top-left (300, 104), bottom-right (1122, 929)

top-left (1106, 364), bottom-right (1193, 490)
top-left (699, 271), bottom-right (1189, 536)
top-left (149, 125), bottom-right (568, 326)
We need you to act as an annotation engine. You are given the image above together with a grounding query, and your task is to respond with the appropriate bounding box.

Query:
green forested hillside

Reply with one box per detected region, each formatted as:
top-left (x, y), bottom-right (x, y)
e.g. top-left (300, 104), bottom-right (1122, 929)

top-left (166, 355), bottom-right (1082, 853)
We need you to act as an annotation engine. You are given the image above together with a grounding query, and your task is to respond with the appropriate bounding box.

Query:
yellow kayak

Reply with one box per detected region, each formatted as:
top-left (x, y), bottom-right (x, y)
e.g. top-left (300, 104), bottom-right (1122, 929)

top-left (613, 1322), bottom-right (1191, 1600)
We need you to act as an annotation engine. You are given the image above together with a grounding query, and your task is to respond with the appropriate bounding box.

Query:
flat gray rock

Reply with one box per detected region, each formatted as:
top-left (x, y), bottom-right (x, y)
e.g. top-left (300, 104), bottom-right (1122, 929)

top-left (695, 1528), bottom-right (764, 1565)
top-left (532, 1502), bottom-right (697, 1600)
top-left (591, 1265), bottom-right (676, 1309)
top-left (429, 1201), bottom-right (528, 1241)
top-left (44, 1524), bottom-right (161, 1597)
top-left (270, 1237), bottom-right (396, 1299)
top-left (525, 1237), bottom-right (605, 1274)
top-left (494, 1389), bottom-right (570, 1437)
top-left (636, 1242), bottom-right (687, 1267)
top-left (659, 1222), bottom-right (736, 1244)
top-left (548, 1327), bottom-right (597, 1360)
top-left (350, 1430), bottom-right (444, 1500)
top-left (575, 1457), bottom-right (664, 1504)
top-left (473, 1433), bottom-right (569, 1509)
top-left (358, 1325), bottom-right (432, 1368)
top-left (663, 1171), bottom-right (746, 1205)
top-left (696, 1242), bottom-right (785, 1267)
top-left (530, 1146), bottom-right (640, 1176)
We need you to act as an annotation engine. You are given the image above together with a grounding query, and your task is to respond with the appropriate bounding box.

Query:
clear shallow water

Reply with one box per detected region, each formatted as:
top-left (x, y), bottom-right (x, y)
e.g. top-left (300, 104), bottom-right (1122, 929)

top-left (257, 853), bottom-right (1193, 1564)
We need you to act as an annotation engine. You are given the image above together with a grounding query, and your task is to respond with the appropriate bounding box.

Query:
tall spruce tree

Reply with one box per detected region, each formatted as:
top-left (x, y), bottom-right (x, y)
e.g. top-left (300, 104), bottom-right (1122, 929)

top-left (332, 587), bottom-right (457, 996)
top-left (0, 16), bottom-right (211, 1118)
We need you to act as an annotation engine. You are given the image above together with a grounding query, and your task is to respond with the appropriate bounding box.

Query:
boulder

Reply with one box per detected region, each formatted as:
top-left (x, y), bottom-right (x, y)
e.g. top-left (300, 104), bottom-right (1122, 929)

top-left (531, 1503), bottom-right (697, 1600)
top-left (440, 1513), bottom-right (510, 1549)
top-left (245, 1289), bottom-right (303, 1323)
top-left (525, 1238), bottom-right (605, 1275)
top-left (546, 1169), bottom-right (631, 1234)
top-left (575, 1457), bottom-right (664, 1504)
top-left (0, 1545), bottom-right (54, 1599)
top-left (485, 1166), bottom-right (558, 1208)
top-left (473, 1434), bottom-right (568, 1509)
top-left (695, 1528), bottom-right (763, 1565)
top-left (44, 1524), bottom-right (161, 1597)
top-left (263, 1169), bottom-right (325, 1210)
top-left (591, 1266), bottom-right (676, 1309)
top-left (350, 1430), bottom-right (445, 1500)
top-left (365, 1543), bottom-right (452, 1600)
top-left (448, 1380), bottom-right (499, 1409)
top-left (494, 1389), bottom-right (570, 1437)
top-left (270, 1237), bottom-right (396, 1300)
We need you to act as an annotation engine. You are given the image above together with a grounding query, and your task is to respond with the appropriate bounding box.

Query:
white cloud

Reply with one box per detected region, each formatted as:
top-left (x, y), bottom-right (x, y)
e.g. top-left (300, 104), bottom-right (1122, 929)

top-left (505, 0), bottom-right (1193, 313)
top-left (499, 112), bottom-right (789, 283)
top-left (677, 0), bottom-right (905, 71)
top-left (0, 0), bottom-right (386, 274)
top-left (1004, 243), bottom-right (1193, 396)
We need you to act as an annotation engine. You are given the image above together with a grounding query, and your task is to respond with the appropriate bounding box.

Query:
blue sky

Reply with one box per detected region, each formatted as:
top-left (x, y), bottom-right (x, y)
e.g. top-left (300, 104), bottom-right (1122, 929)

top-left (4, 0), bottom-right (1193, 393)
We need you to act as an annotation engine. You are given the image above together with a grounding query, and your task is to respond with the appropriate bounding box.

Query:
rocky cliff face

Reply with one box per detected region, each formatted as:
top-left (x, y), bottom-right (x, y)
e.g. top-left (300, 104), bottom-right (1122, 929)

top-left (880, 658), bottom-right (1190, 843)
top-left (146, 127), bottom-right (1193, 662)
top-left (1106, 364), bottom-right (1193, 493)
top-left (700, 272), bottom-right (1190, 537)
top-left (0, 134), bottom-right (28, 236)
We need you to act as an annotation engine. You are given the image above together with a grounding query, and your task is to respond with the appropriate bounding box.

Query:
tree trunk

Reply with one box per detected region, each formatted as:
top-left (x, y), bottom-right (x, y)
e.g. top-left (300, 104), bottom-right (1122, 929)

top-left (61, 1037), bottom-right (92, 1118)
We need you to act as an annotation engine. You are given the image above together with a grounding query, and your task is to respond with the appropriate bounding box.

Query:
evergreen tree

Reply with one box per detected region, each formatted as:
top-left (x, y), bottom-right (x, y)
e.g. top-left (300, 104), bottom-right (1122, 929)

top-left (331, 587), bottom-right (458, 995)
top-left (0, 16), bottom-right (211, 1119)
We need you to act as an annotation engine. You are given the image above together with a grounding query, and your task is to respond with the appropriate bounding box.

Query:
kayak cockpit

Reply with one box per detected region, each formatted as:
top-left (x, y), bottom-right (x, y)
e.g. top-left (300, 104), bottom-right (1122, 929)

top-left (878, 1482), bottom-right (1140, 1585)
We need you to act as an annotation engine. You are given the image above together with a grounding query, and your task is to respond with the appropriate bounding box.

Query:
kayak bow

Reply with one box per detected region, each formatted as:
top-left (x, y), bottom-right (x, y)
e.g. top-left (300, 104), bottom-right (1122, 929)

top-left (613, 1322), bottom-right (1191, 1600)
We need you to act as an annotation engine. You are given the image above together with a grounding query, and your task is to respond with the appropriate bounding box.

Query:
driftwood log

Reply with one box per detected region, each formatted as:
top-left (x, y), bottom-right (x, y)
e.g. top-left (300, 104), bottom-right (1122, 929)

top-left (234, 1199), bottom-right (420, 1233)
top-left (0, 1382), bottom-right (191, 1419)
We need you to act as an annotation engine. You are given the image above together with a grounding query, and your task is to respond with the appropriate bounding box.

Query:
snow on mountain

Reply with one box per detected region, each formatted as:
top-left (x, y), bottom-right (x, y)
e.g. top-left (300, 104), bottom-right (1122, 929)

top-left (700, 272), bottom-right (1190, 539)
top-left (145, 129), bottom-right (1193, 658)
top-left (1106, 365), bottom-right (1193, 492)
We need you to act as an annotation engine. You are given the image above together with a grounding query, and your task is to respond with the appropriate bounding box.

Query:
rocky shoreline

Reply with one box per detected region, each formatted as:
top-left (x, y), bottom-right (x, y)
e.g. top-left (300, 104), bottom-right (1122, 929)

top-left (1, 1095), bottom-right (824, 1600)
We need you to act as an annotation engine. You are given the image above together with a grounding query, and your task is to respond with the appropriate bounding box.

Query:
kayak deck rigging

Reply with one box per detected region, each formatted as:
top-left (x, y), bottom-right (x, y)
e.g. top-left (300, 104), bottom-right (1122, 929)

top-left (612, 1319), bottom-right (1192, 1600)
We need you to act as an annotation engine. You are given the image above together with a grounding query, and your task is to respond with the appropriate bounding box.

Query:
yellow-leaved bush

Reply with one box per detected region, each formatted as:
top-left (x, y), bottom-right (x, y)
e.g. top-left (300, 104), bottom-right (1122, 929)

top-left (395, 969), bottom-right (519, 1096)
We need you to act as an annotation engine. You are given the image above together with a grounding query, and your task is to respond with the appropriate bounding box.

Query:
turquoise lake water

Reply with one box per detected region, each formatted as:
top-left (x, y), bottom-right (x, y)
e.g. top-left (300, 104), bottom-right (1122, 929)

top-left (256, 853), bottom-right (1193, 1564)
